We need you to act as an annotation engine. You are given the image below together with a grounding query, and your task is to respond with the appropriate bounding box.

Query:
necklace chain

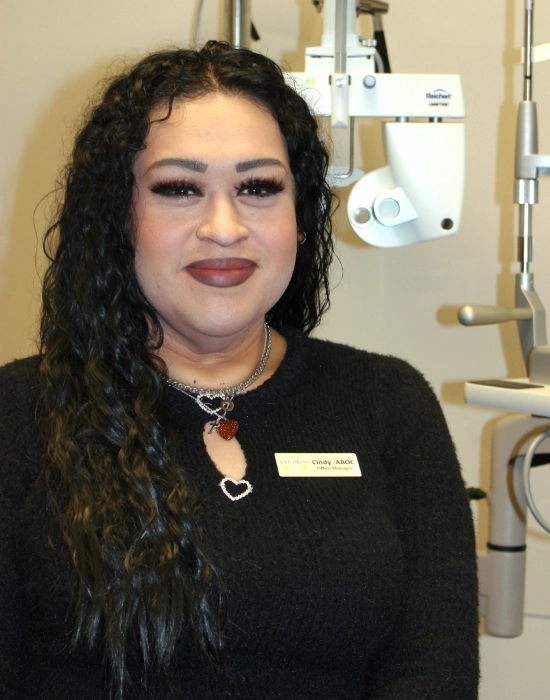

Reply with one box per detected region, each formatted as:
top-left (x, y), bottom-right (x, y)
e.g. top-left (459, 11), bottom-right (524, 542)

top-left (165, 322), bottom-right (271, 419)
top-left (165, 322), bottom-right (271, 499)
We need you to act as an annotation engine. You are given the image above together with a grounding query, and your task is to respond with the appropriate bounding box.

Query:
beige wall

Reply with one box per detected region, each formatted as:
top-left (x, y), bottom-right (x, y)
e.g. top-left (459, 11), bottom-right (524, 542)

top-left (2, 0), bottom-right (550, 696)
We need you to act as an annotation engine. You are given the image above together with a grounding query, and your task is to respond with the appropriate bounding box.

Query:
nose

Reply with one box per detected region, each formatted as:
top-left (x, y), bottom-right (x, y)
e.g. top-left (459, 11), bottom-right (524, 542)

top-left (196, 194), bottom-right (248, 246)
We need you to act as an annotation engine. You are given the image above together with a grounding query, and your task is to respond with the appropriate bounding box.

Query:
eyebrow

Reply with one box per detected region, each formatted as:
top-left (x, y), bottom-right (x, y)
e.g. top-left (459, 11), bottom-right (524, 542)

top-left (149, 156), bottom-right (285, 174)
top-left (151, 158), bottom-right (208, 173)
top-left (235, 158), bottom-right (285, 172)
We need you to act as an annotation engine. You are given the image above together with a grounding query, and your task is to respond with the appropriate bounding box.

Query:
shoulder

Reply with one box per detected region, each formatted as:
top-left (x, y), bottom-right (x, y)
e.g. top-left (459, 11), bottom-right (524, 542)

top-left (284, 329), bottom-right (448, 451)
top-left (0, 355), bottom-right (41, 423)
top-left (0, 356), bottom-right (41, 495)
top-left (0, 354), bottom-right (41, 386)
top-left (298, 330), bottom-right (432, 397)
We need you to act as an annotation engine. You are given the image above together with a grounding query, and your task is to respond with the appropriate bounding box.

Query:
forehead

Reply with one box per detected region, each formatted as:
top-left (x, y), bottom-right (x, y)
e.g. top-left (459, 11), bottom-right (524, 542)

top-left (136, 93), bottom-right (289, 170)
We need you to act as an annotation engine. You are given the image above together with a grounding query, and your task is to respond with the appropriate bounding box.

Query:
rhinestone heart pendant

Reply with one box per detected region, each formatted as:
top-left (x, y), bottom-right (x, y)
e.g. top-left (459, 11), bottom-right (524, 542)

top-left (219, 477), bottom-right (253, 501)
top-left (216, 419), bottom-right (239, 441)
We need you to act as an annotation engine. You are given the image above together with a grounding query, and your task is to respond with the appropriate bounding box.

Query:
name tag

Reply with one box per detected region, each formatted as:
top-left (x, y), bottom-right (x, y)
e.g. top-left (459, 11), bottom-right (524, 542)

top-left (274, 453), bottom-right (361, 477)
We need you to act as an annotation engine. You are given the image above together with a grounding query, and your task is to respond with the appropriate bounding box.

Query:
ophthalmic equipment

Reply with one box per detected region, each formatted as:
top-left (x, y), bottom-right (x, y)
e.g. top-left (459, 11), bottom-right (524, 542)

top-left (459, 0), bottom-right (550, 637)
top-left (288, 0), bottom-right (466, 247)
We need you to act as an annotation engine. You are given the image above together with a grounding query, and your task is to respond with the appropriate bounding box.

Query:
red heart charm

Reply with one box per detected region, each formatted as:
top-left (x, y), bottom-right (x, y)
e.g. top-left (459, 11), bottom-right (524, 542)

top-left (216, 419), bottom-right (239, 441)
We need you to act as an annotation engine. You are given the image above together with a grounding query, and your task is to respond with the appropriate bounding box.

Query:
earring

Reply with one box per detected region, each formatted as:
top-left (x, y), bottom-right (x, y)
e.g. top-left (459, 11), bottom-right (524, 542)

top-left (298, 232), bottom-right (307, 245)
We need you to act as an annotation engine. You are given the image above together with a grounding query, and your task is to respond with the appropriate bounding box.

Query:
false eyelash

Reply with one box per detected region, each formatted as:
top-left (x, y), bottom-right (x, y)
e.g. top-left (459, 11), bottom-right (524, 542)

top-left (150, 180), bottom-right (202, 197)
top-left (236, 177), bottom-right (285, 196)
top-left (150, 176), bottom-right (285, 199)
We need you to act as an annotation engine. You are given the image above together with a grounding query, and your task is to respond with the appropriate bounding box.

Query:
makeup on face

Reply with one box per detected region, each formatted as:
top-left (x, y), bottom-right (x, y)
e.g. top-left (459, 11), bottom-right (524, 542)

top-left (185, 257), bottom-right (257, 288)
top-left (132, 93), bottom-right (298, 351)
top-left (149, 175), bottom-right (285, 204)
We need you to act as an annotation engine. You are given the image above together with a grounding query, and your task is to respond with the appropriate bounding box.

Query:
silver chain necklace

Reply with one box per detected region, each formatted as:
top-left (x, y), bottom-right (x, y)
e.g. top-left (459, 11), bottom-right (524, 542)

top-left (165, 321), bottom-right (271, 442)
top-left (165, 322), bottom-right (271, 502)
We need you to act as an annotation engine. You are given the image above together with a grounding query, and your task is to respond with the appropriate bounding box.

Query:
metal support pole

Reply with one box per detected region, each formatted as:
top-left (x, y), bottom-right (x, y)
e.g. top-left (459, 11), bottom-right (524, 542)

top-left (479, 415), bottom-right (550, 637)
top-left (517, 1), bottom-right (535, 273)
top-left (518, 204), bottom-right (533, 274)
top-left (523, 0), bottom-right (534, 101)
top-left (223, 0), bottom-right (251, 48)
top-left (334, 0), bottom-right (347, 73)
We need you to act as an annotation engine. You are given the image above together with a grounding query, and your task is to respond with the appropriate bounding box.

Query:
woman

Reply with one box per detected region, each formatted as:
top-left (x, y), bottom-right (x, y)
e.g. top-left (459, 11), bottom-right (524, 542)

top-left (0, 42), bottom-right (479, 698)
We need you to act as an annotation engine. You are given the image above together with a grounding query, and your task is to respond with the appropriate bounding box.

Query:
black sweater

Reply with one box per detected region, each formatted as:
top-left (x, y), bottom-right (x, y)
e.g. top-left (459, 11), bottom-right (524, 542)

top-left (0, 329), bottom-right (479, 698)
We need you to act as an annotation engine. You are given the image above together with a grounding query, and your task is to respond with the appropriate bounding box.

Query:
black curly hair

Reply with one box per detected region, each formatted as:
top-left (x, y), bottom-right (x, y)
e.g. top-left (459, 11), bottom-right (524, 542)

top-left (38, 41), bottom-right (335, 696)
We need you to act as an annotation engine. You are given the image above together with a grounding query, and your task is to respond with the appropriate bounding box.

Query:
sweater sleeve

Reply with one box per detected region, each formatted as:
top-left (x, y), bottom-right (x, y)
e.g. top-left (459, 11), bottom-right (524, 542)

top-left (0, 486), bottom-right (25, 698)
top-left (0, 359), bottom-right (39, 698)
top-left (364, 357), bottom-right (479, 699)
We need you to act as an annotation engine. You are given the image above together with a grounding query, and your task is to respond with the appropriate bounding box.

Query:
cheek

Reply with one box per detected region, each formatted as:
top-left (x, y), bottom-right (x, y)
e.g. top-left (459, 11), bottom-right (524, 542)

top-left (133, 217), bottom-right (174, 301)
top-left (133, 232), bottom-right (159, 293)
top-left (267, 220), bottom-right (298, 294)
top-left (279, 206), bottom-right (298, 258)
top-left (275, 205), bottom-right (299, 264)
top-left (133, 249), bottom-right (157, 307)
top-left (134, 209), bottom-right (185, 269)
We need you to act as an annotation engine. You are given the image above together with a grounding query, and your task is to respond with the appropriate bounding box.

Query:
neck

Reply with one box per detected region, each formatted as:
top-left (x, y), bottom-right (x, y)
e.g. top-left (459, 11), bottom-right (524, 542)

top-left (158, 321), bottom-right (280, 392)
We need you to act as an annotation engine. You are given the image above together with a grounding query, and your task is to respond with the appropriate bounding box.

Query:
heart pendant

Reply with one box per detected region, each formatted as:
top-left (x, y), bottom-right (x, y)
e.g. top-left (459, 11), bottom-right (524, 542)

top-left (219, 477), bottom-right (253, 501)
top-left (216, 419), bottom-right (239, 441)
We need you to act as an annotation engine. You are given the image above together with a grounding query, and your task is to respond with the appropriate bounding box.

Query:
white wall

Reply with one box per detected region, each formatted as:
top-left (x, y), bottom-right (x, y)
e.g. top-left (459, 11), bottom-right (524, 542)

top-left (2, 0), bottom-right (550, 696)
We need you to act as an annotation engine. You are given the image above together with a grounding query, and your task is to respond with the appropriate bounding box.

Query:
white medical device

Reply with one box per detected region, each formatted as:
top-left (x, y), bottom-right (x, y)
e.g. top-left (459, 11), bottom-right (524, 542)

top-left (220, 0), bottom-right (466, 247)
top-left (459, 0), bottom-right (550, 637)
top-left (288, 0), bottom-right (465, 247)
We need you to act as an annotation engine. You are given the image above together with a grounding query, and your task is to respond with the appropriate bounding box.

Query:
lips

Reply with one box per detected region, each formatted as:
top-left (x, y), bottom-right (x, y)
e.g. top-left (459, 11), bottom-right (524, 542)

top-left (186, 258), bottom-right (257, 288)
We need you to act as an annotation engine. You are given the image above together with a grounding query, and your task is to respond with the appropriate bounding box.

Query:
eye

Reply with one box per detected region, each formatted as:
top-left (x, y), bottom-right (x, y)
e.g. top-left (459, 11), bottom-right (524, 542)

top-left (150, 180), bottom-right (203, 198)
top-left (237, 177), bottom-right (284, 198)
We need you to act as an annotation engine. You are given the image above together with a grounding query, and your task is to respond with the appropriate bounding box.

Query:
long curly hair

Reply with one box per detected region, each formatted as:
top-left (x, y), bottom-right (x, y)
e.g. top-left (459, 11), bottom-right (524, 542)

top-left (38, 41), bottom-right (335, 695)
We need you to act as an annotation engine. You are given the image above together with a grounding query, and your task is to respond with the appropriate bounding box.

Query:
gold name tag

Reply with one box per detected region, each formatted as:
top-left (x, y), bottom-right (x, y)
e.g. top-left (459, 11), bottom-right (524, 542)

top-left (274, 453), bottom-right (361, 477)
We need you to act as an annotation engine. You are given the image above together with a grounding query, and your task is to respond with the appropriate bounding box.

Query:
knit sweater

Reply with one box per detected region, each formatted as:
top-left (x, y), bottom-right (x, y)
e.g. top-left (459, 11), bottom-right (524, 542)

top-left (0, 328), bottom-right (479, 699)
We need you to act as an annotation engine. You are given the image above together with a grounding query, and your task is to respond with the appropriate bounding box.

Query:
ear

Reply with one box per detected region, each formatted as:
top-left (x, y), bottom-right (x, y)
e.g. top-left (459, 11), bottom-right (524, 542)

top-left (297, 231), bottom-right (307, 245)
